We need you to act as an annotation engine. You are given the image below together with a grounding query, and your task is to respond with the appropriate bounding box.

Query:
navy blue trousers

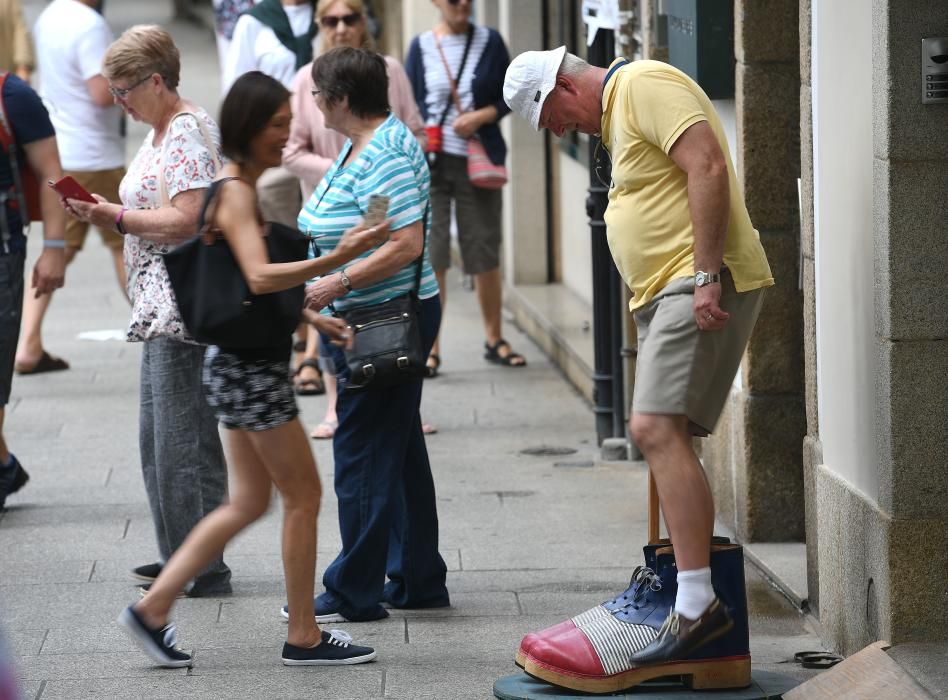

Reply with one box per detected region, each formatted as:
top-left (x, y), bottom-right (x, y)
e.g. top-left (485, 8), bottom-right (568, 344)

top-left (318, 295), bottom-right (449, 620)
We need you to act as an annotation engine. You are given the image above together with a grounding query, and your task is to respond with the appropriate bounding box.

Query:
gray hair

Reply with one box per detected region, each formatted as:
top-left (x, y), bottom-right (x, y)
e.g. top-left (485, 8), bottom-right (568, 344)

top-left (559, 52), bottom-right (592, 78)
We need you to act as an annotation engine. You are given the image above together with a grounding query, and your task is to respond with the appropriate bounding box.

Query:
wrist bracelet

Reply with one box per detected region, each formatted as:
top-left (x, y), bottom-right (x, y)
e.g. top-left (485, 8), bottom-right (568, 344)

top-left (115, 206), bottom-right (128, 235)
top-left (43, 239), bottom-right (66, 249)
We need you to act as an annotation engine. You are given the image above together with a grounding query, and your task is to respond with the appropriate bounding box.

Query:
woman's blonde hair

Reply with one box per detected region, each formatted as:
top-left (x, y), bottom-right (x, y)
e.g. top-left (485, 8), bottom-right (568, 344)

top-left (103, 24), bottom-right (181, 89)
top-left (315, 0), bottom-right (375, 54)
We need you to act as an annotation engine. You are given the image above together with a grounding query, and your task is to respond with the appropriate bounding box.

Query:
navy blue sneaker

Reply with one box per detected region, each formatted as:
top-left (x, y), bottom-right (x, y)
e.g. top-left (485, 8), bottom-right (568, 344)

top-left (117, 605), bottom-right (192, 668)
top-left (281, 599), bottom-right (348, 623)
top-left (0, 454), bottom-right (28, 509)
top-left (280, 596), bottom-right (389, 623)
top-left (130, 562), bottom-right (163, 583)
top-left (281, 629), bottom-right (376, 666)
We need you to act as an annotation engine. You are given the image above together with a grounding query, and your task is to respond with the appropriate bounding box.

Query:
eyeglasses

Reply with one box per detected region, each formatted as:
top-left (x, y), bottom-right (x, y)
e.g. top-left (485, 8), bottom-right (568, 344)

top-left (108, 74), bottom-right (151, 100)
top-left (319, 13), bottom-right (361, 29)
top-left (447, 0), bottom-right (468, 5)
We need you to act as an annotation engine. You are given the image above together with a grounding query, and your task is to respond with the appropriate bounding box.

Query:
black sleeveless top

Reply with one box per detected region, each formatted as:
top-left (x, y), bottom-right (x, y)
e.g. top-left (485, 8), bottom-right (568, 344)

top-left (201, 176), bottom-right (294, 362)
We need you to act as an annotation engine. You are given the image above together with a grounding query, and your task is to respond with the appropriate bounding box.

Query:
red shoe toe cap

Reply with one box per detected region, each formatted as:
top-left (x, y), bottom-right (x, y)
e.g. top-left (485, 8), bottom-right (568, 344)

top-left (529, 626), bottom-right (605, 677)
top-left (520, 619), bottom-right (576, 655)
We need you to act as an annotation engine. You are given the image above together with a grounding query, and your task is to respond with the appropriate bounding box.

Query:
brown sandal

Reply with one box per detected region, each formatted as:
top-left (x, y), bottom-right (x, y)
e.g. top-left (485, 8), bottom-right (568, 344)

top-left (293, 358), bottom-right (325, 396)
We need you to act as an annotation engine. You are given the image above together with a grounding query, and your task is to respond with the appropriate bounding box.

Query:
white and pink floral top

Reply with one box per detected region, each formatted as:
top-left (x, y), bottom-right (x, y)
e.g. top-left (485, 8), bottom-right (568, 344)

top-left (119, 108), bottom-right (222, 342)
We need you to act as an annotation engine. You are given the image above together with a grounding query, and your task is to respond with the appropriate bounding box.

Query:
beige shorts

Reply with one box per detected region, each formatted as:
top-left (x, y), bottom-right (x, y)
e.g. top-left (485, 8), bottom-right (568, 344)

top-left (632, 271), bottom-right (765, 436)
top-left (64, 168), bottom-right (126, 252)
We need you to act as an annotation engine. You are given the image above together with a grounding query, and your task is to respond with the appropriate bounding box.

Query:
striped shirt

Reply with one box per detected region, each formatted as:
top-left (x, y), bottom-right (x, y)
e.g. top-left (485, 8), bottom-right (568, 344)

top-left (417, 26), bottom-right (489, 158)
top-left (297, 113), bottom-right (438, 312)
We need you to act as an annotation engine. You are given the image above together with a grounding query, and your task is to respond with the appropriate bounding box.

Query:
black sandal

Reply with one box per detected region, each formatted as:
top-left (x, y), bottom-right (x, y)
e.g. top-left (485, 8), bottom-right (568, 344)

top-left (425, 353), bottom-right (441, 378)
top-left (293, 358), bottom-right (325, 396)
top-left (793, 650), bottom-right (843, 669)
top-left (484, 339), bottom-right (527, 367)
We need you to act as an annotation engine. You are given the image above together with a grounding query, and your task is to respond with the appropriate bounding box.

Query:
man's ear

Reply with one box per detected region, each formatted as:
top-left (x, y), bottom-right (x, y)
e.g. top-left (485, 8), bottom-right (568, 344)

top-left (556, 74), bottom-right (579, 95)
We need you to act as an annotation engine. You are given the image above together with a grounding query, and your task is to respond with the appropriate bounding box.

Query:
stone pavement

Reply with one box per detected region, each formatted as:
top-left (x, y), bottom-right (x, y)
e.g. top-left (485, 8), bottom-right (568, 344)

top-left (1, 3), bottom-right (825, 698)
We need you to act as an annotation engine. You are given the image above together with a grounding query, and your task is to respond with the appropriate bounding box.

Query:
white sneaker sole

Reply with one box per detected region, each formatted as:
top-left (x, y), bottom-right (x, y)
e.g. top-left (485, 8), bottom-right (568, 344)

top-left (130, 572), bottom-right (159, 583)
top-left (117, 608), bottom-right (193, 669)
top-left (282, 650), bottom-right (377, 666)
top-left (280, 607), bottom-right (348, 623)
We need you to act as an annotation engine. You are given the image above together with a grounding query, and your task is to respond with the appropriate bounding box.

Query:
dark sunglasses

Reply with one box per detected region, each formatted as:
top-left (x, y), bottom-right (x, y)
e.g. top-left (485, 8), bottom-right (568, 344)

top-left (319, 12), bottom-right (361, 29)
top-left (447, 0), bottom-right (468, 5)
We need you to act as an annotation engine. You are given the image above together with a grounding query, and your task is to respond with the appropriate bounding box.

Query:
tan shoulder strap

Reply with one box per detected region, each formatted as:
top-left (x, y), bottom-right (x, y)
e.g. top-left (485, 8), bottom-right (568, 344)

top-left (157, 111), bottom-right (222, 207)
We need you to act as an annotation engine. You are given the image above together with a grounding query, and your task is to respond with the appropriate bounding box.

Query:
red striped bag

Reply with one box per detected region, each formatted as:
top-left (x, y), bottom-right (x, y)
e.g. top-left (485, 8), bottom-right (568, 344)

top-left (466, 138), bottom-right (508, 189)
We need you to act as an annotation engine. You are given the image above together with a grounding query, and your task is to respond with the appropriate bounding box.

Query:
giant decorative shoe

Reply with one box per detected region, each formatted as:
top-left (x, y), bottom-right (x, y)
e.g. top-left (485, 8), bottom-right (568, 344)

top-left (519, 543), bottom-right (751, 694)
top-left (515, 536), bottom-right (730, 668)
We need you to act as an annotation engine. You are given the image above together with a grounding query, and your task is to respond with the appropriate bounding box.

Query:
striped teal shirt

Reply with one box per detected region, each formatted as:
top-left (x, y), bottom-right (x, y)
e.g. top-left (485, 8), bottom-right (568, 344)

top-left (297, 113), bottom-right (437, 312)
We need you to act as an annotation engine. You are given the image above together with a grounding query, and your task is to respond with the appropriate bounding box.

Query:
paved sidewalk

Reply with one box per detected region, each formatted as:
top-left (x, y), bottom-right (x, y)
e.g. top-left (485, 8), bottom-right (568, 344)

top-left (2, 3), bottom-right (824, 698)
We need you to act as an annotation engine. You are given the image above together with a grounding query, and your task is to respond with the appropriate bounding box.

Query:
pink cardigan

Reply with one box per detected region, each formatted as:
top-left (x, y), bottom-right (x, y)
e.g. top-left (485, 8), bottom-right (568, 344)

top-left (283, 55), bottom-right (426, 198)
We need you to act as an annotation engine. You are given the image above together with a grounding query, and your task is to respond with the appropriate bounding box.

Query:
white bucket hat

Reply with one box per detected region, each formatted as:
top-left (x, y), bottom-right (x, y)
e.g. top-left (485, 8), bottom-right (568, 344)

top-left (503, 46), bottom-right (567, 131)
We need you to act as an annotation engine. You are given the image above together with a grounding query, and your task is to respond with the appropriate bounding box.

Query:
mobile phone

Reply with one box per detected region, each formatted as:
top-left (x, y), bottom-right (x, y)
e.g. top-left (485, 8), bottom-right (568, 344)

top-left (48, 176), bottom-right (97, 203)
top-left (364, 194), bottom-right (390, 227)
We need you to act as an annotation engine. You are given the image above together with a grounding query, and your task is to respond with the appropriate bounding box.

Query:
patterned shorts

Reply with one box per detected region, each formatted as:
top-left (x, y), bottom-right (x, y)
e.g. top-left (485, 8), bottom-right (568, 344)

top-left (202, 346), bottom-right (298, 432)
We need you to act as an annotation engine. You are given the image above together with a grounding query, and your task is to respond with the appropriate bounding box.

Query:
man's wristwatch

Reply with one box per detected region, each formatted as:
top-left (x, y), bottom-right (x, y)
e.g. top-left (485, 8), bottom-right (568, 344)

top-left (695, 270), bottom-right (721, 287)
top-left (339, 268), bottom-right (353, 292)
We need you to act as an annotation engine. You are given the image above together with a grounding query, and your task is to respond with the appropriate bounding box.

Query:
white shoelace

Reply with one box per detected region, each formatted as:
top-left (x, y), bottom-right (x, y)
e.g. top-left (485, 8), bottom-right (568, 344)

top-left (327, 629), bottom-right (353, 647)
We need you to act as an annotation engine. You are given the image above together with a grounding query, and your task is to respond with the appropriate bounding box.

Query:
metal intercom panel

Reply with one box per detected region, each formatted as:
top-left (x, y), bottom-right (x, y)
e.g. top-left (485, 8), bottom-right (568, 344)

top-left (922, 38), bottom-right (948, 104)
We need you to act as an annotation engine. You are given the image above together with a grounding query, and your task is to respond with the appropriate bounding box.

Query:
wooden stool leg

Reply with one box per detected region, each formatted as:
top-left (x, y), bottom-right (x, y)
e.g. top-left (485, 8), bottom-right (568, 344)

top-left (648, 470), bottom-right (660, 544)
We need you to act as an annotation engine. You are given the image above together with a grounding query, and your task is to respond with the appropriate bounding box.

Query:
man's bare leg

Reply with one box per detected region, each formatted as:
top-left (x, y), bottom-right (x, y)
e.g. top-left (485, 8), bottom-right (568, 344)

top-left (630, 413), bottom-right (712, 571)
top-left (14, 248), bottom-right (78, 370)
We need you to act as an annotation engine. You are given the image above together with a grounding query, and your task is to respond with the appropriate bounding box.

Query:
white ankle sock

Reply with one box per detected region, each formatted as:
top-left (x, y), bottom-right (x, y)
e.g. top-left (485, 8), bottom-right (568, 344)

top-left (674, 567), bottom-right (714, 620)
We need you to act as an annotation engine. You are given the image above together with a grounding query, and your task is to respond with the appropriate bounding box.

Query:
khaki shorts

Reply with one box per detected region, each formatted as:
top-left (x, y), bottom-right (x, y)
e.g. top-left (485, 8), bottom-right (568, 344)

top-left (429, 152), bottom-right (501, 274)
top-left (632, 271), bottom-right (765, 436)
top-left (64, 168), bottom-right (126, 252)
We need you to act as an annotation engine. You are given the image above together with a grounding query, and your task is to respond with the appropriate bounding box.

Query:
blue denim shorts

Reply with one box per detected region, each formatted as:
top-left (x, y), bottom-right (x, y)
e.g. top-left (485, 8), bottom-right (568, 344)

top-left (0, 252), bottom-right (25, 406)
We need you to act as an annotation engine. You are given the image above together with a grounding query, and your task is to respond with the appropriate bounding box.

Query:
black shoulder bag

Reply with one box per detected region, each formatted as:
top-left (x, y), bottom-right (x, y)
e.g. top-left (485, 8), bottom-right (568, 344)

top-left (163, 177), bottom-right (310, 348)
top-left (334, 204), bottom-right (430, 391)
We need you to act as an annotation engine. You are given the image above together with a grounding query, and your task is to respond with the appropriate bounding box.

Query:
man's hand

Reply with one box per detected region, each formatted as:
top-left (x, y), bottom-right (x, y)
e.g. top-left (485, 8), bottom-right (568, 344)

top-left (32, 248), bottom-right (66, 297)
top-left (66, 194), bottom-right (120, 230)
top-left (693, 282), bottom-right (729, 331)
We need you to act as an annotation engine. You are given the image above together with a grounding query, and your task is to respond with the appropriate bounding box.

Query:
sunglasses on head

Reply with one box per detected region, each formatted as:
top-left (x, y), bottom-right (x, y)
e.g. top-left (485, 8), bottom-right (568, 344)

top-left (319, 12), bottom-right (361, 29)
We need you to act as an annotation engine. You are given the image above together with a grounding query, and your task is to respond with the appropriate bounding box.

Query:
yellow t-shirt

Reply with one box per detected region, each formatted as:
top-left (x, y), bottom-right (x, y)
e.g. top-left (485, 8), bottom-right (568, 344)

top-left (600, 59), bottom-right (774, 311)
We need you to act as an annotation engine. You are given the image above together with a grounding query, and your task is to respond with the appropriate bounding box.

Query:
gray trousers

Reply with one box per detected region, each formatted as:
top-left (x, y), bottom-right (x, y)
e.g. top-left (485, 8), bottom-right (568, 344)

top-left (140, 337), bottom-right (231, 593)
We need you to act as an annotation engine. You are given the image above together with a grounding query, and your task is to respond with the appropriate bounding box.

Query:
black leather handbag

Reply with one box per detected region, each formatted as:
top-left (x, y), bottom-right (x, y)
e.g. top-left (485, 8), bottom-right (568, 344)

top-left (336, 206), bottom-right (429, 391)
top-left (339, 291), bottom-right (425, 390)
top-left (163, 178), bottom-right (310, 349)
